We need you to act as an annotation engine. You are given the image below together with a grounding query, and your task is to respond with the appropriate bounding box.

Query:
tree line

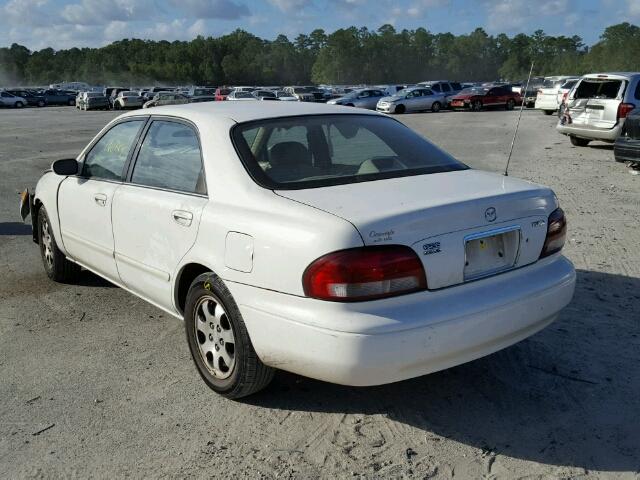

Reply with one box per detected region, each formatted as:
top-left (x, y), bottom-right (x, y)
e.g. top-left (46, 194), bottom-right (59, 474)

top-left (1, 22), bottom-right (639, 87)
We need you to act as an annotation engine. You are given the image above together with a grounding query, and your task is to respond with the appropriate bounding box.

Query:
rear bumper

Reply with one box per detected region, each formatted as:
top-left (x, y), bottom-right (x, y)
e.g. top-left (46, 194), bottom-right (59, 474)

top-left (556, 122), bottom-right (621, 142)
top-left (227, 255), bottom-right (576, 386)
top-left (535, 99), bottom-right (558, 111)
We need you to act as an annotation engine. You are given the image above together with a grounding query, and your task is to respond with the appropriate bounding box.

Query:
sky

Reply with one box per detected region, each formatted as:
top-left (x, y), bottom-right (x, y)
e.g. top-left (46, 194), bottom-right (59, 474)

top-left (0, 0), bottom-right (638, 51)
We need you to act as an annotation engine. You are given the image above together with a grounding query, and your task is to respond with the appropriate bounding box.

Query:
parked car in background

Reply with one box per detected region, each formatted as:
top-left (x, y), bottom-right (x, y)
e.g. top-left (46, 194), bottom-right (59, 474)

top-left (252, 90), bottom-right (278, 100)
top-left (557, 72), bottom-right (640, 146)
top-left (377, 86), bottom-right (446, 114)
top-left (40, 89), bottom-right (77, 106)
top-left (114, 91), bottom-right (144, 110)
top-left (523, 88), bottom-right (539, 108)
top-left (78, 91), bottom-right (109, 110)
top-left (535, 76), bottom-right (579, 115)
top-left (23, 101), bottom-right (575, 399)
top-left (450, 85), bottom-right (521, 111)
top-left (215, 87), bottom-right (232, 101)
top-left (418, 81), bottom-right (463, 106)
top-left (274, 90), bottom-right (298, 101)
top-left (614, 106), bottom-right (640, 166)
top-left (104, 87), bottom-right (128, 109)
top-left (0, 90), bottom-right (28, 108)
top-left (284, 86), bottom-right (317, 102)
top-left (6, 89), bottom-right (46, 107)
top-left (227, 90), bottom-right (257, 101)
top-left (327, 88), bottom-right (385, 110)
top-left (376, 85), bottom-right (409, 97)
top-left (614, 107), bottom-right (640, 163)
top-left (143, 92), bottom-right (190, 108)
top-left (188, 87), bottom-right (216, 103)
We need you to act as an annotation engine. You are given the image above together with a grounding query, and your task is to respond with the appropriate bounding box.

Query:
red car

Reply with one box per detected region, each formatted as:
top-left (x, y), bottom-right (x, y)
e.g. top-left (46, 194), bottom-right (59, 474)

top-left (215, 87), bottom-right (232, 101)
top-left (450, 85), bottom-right (522, 111)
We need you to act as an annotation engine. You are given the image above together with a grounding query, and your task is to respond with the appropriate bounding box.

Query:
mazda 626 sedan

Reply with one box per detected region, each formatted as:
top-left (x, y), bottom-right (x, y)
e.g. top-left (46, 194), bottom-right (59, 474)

top-left (20, 102), bottom-right (576, 398)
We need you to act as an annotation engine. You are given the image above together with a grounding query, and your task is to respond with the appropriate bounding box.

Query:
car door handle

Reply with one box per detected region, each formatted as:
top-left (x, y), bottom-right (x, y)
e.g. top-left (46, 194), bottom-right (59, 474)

top-left (94, 193), bottom-right (107, 206)
top-left (172, 210), bottom-right (193, 226)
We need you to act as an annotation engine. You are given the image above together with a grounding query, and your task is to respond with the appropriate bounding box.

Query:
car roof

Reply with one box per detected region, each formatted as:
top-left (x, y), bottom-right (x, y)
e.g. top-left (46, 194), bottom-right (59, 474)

top-left (119, 100), bottom-right (380, 124)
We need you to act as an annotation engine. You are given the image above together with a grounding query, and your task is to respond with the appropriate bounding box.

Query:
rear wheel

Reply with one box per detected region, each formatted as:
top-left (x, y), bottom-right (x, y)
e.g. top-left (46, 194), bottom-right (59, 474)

top-left (38, 207), bottom-right (80, 282)
top-left (14, 101), bottom-right (24, 108)
top-left (570, 136), bottom-right (590, 147)
top-left (394, 104), bottom-right (405, 114)
top-left (67, 99), bottom-right (75, 106)
top-left (506, 99), bottom-right (515, 110)
top-left (543, 110), bottom-right (554, 115)
top-left (431, 101), bottom-right (441, 113)
top-left (185, 273), bottom-right (274, 399)
top-left (37, 100), bottom-right (45, 107)
top-left (471, 100), bottom-right (482, 111)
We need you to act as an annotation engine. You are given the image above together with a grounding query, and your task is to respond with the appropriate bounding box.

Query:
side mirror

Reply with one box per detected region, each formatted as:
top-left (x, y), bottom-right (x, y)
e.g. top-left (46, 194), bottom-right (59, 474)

top-left (52, 158), bottom-right (78, 176)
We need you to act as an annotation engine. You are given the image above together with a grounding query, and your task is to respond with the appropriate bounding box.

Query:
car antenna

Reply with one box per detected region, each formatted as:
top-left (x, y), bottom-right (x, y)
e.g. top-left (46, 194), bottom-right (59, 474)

top-left (504, 61), bottom-right (534, 176)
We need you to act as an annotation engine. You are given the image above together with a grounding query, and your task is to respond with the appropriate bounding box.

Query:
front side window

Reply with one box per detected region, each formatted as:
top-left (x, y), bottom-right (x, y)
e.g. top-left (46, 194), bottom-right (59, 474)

top-left (232, 114), bottom-right (467, 190)
top-left (83, 120), bottom-right (145, 180)
top-left (131, 121), bottom-right (205, 194)
top-left (431, 84), bottom-right (441, 92)
top-left (441, 83), bottom-right (451, 92)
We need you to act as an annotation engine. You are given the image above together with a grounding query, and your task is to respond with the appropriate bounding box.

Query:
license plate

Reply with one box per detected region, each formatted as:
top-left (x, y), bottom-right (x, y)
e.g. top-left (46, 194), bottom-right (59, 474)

top-left (452, 101), bottom-right (463, 106)
top-left (464, 228), bottom-right (520, 281)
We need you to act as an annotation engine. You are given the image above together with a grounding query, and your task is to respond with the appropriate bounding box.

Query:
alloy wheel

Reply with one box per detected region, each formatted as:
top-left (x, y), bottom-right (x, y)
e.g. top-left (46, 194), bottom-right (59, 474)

top-left (194, 295), bottom-right (236, 379)
top-left (41, 218), bottom-right (54, 269)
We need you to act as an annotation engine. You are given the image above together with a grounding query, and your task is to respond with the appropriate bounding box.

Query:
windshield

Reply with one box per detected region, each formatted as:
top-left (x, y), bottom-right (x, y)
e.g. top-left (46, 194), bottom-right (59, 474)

top-left (231, 114), bottom-right (468, 190)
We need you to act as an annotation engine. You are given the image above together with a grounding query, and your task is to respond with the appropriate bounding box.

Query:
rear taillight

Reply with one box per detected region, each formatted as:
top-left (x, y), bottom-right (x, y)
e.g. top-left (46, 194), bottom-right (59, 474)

top-left (302, 246), bottom-right (427, 302)
top-left (540, 208), bottom-right (567, 258)
top-left (618, 103), bottom-right (635, 119)
top-left (562, 92), bottom-right (568, 101)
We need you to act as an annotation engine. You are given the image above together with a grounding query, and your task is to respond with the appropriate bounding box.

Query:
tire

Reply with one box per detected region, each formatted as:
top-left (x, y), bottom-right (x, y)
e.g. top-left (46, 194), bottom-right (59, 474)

top-left (394, 104), bottom-right (405, 114)
top-left (543, 110), bottom-right (554, 115)
top-left (570, 136), bottom-right (590, 147)
top-left (506, 99), bottom-right (515, 110)
top-left (38, 207), bottom-right (80, 283)
top-left (471, 100), bottom-right (482, 111)
top-left (38, 100), bottom-right (45, 107)
top-left (14, 101), bottom-right (24, 108)
top-left (431, 101), bottom-right (441, 113)
top-left (114, 103), bottom-right (121, 110)
top-left (68, 99), bottom-right (75, 106)
top-left (184, 273), bottom-right (275, 399)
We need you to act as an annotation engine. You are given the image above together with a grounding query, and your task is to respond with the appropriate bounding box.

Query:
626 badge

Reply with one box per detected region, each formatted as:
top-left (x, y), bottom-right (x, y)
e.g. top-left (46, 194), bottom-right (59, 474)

top-left (423, 241), bottom-right (441, 255)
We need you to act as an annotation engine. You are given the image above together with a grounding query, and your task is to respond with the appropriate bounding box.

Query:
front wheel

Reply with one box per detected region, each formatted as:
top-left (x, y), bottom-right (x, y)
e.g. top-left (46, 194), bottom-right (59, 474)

top-left (68, 99), bottom-right (75, 106)
top-left (506, 99), bottom-right (515, 110)
top-left (543, 110), bottom-right (554, 115)
top-left (431, 101), bottom-right (441, 113)
top-left (38, 207), bottom-right (80, 282)
top-left (14, 101), bottom-right (24, 108)
top-left (185, 273), bottom-right (274, 399)
top-left (394, 104), bottom-right (405, 114)
top-left (38, 100), bottom-right (46, 107)
top-left (570, 136), bottom-right (590, 147)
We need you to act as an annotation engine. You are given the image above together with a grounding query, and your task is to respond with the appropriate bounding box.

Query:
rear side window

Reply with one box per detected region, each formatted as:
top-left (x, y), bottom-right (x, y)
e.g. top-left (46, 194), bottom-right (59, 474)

top-left (451, 82), bottom-right (462, 90)
top-left (441, 83), bottom-right (451, 92)
top-left (83, 120), bottom-right (144, 180)
top-left (431, 84), bottom-right (441, 92)
top-left (574, 79), bottom-right (624, 99)
top-left (131, 120), bottom-right (205, 194)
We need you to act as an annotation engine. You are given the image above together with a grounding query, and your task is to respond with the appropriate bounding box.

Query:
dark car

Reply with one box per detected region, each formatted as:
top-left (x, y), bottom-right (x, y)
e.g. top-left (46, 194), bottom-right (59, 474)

top-left (188, 87), bottom-right (216, 103)
top-left (450, 85), bottom-right (522, 111)
top-left (40, 89), bottom-right (77, 106)
top-left (614, 108), bottom-right (640, 164)
top-left (5, 89), bottom-right (46, 107)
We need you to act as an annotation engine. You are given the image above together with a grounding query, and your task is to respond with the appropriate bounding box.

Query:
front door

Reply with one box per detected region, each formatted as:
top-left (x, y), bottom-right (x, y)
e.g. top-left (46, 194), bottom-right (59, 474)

top-left (112, 118), bottom-right (207, 312)
top-left (58, 119), bottom-right (146, 282)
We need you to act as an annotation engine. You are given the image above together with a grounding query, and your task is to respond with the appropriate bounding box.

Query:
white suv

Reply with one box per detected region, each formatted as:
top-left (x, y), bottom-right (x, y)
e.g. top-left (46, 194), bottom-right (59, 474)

top-left (557, 72), bottom-right (640, 146)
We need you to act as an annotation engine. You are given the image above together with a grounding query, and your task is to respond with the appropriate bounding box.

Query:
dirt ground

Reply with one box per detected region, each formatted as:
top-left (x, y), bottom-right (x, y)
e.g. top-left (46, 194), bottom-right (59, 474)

top-left (0, 106), bottom-right (639, 479)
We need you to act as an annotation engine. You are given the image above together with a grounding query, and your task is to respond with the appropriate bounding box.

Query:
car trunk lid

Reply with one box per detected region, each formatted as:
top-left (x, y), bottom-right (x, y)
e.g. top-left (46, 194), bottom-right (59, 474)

top-left (566, 77), bottom-right (627, 130)
top-left (276, 170), bottom-right (556, 289)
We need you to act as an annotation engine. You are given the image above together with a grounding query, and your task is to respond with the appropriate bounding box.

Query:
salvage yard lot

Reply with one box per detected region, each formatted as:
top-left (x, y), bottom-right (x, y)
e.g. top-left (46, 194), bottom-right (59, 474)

top-left (1, 107), bottom-right (639, 479)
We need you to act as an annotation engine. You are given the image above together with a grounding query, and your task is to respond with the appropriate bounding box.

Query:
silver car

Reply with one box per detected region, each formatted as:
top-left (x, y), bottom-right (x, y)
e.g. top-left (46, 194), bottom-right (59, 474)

top-left (376, 87), bottom-right (447, 114)
top-left (557, 72), bottom-right (640, 146)
top-left (327, 88), bottom-right (385, 110)
top-left (0, 90), bottom-right (27, 108)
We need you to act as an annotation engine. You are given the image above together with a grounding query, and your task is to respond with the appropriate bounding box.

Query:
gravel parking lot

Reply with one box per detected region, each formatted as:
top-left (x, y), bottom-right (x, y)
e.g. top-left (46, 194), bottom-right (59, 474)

top-left (1, 107), bottom-right (639, 479)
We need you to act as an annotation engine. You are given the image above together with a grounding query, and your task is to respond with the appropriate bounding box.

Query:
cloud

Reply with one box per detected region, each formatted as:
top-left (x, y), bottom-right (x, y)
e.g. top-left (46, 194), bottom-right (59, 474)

top-left (61, 0), bottom-right (157, 25)
top-left (169, 0), bottom-right (250, 19)
top-left (268, 0), bottom-right (312, 12)
top-left (629, 0), bottom-right (640, 17)
top-left (484, 0), bottom-right (569, 32)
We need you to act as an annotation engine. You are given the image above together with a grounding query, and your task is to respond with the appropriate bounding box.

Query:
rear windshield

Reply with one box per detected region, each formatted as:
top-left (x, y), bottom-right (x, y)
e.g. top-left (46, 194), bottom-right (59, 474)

top-left (574, 79), bottom-right (624, 99)
top-left (231, 114), bottom-right (468, 190)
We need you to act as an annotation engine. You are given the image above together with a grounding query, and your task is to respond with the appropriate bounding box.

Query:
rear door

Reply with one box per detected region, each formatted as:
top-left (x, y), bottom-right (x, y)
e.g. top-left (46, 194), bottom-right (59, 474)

top-left (567, 77), bottom-right (626, 129)
top-left (58, 118), bottom-right (147, 282)
top-left (111, 118), bottom-right (208, 311)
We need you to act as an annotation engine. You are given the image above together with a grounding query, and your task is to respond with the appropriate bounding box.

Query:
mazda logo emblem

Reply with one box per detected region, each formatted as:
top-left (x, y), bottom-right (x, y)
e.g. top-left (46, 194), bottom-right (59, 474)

top-left (485, 207), bottom-right (497, 222)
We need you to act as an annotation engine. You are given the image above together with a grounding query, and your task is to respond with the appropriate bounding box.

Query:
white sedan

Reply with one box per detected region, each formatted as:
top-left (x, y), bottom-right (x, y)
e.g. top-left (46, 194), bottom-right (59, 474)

top-left (21, 102), bottom-right (576, 398)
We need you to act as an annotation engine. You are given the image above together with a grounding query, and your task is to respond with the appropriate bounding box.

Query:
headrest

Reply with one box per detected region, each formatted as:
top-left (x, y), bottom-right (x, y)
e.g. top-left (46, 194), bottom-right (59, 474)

top-left (269, 141), bottom-right (311, 168)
